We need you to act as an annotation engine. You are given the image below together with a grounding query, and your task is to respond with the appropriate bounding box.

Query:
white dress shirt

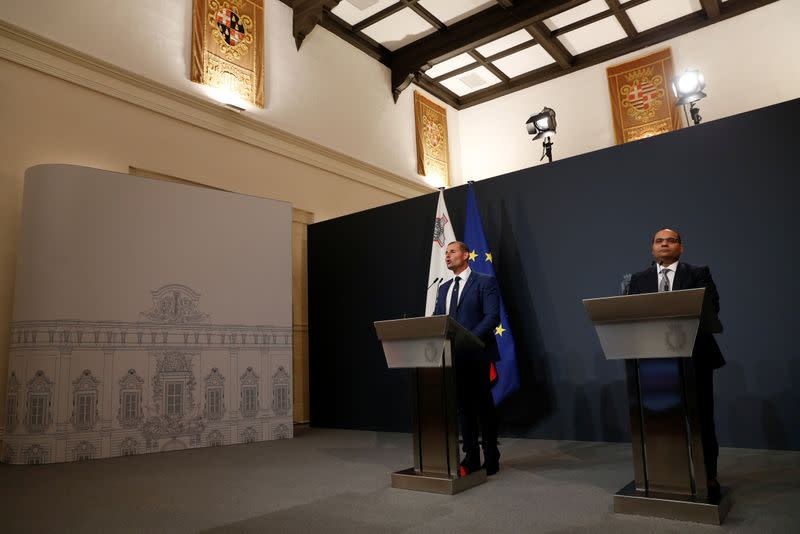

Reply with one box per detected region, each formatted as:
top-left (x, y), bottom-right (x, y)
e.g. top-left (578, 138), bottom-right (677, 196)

top-left (657, 261), bottom-right (678, 291)
top-left (445, 267), bottom-right (471, 314)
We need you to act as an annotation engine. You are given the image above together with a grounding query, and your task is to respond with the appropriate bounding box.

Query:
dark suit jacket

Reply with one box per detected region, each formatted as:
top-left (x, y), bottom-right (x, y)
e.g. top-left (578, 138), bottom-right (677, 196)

top-left (434, 271), bottom-right (500, 361)
top-left (628, 262), bottom-right (725, 369)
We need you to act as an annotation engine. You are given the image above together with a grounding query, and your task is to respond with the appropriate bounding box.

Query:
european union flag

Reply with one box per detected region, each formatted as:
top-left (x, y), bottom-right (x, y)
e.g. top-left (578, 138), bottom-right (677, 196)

top-left (464, 184), bottom-right (520, 405)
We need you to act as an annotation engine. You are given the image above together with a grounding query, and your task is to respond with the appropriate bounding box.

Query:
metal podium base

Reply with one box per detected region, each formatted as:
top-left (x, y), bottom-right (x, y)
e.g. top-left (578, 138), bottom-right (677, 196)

top-left (391, 468), bottom-right (487, 495)
top-left (614, 482), bottom-right (731, 525)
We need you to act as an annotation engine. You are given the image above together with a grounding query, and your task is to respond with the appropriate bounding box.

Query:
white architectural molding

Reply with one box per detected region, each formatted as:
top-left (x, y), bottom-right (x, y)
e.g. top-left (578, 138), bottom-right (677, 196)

top-left (0, 20), bottom-right (433, 199)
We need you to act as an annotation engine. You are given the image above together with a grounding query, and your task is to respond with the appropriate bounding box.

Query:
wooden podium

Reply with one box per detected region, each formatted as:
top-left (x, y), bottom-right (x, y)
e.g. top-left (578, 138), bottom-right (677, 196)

top-left (374, 315), bottom-right (487, 494)
top-left (584, 288), bottom-right (730, 524)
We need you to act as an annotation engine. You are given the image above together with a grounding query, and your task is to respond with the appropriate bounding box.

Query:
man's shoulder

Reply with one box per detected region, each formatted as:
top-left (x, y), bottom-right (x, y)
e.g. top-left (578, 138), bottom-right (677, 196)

top-left (471, 271), bottom-right (497, 285)
top-left (630, 265), bottom-right (655, 279)
top-left (676, 262), bottom-right (713, 280)
top-left (679, 262), bottom-right (710, 272)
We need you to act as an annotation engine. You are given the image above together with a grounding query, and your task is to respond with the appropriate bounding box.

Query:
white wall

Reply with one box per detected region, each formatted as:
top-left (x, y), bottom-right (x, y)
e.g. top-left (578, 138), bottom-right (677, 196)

top-left (6, 1), bottom-right (794, 187)
top-left (0, 0), bottom-right (461, 186)
top-left (458, 0), bottom-right (800, 182)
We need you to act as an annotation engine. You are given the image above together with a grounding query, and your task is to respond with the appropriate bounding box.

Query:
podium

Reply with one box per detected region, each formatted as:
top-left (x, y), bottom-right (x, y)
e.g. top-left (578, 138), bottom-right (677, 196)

top-left (583, 288), bottom-right (730, 524)
top-left (374, 315), bottom-right (487, 494)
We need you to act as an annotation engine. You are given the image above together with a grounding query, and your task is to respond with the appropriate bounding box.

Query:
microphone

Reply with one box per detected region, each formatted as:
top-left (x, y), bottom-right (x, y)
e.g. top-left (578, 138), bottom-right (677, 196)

top-left (429, 277), bottom-right (445, 315)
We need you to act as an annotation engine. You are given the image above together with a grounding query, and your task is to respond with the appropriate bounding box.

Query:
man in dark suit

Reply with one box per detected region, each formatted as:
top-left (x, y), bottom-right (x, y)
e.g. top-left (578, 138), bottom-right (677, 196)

top-left (628, 228), bottom-right (724, 494)
top-left (434, 240), bottom-right (501, 475)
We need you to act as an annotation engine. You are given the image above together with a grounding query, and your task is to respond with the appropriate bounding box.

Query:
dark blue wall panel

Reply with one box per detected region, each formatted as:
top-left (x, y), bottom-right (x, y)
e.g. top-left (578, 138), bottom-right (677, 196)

top-left (308, 98), bottom-right (800, 450)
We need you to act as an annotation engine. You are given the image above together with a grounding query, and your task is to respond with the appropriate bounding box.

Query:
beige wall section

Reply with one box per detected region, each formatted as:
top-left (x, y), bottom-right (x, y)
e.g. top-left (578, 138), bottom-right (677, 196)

top-left (292, 209), bottom-right (313, 423)
top-left (0, 57), bottom-right (422, 435)
top-left (0, 1), bottom-right (462, 184)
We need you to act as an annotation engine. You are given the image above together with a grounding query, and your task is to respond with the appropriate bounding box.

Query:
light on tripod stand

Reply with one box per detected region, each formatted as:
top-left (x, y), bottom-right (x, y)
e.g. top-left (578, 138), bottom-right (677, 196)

top-left (526, 107), bottom-right (557, 163)
top-left (672, 70), bottom-right (706, 126)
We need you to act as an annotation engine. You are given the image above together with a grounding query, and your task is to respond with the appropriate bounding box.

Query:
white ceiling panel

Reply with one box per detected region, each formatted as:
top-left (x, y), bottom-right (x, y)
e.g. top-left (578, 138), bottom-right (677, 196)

top-left (544, 0), bottom-right (609, 31)
top-left (425, 53), bottom-right (476, 79)
top-left (627, 0), bottom-right (702, 32)
top-left (493, 45), bottom-right (555, 78)
top-left (418, 0), bottom-right (495, 26)
top-left (361, 8), bottom-right (437, 51)
top-left (475, 29), bottom-right (534, 58)
top-left (557, 17), bottom-right (627, 55)
top-left (440, 66), bottom-right (501, 96)
top-left (330, 0), bottom-right (399, 26)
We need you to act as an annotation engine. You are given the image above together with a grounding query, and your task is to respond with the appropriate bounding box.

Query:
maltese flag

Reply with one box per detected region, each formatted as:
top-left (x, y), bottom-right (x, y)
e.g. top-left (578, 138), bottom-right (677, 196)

top-left (425, 190), bottom-right (457, 316)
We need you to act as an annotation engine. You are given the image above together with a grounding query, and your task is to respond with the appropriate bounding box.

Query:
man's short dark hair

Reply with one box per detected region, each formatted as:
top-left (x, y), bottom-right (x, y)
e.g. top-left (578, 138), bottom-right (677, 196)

top-left (447, 241), bottom-right (470, 253)
top-left (652, 228), bottom-right (682, 244)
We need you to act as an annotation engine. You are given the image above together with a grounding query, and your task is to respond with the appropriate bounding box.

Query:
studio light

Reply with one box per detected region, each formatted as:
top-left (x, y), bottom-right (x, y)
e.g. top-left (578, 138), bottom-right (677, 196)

top-left (525, 107), bottom-right (557, 163)
top-left (672, 70), bottom-right (706, 105)
top-left (672, 70), bottom-right (706, 126)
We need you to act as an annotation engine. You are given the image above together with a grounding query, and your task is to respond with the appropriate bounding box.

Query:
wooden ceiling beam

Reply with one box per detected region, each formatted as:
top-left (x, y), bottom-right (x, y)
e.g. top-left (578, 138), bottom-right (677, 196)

top-left (352, 2), bottom-right (406, 32)
top-left (525, 21), bottom-right (573, 69)
top-left (431, 39), bottom-right (542, 83)
top-left (468, 50), bottom-right (511, 83)
top-left (432, 61), bottom-right (480, 83)
top-left (605, 0), bottom-right (638, 38)
top-left (700, 0), bottom-right (722, 19)
top-left (455, 0), bottom-right (779, 109)
top-left (550, 10), bottom-right (613, 37)
top-left (320, 11), bottom-right (392, 66)
top-left (406, 1), bottom-right (446, 31)
top-left (390, 0), bottom-right (592, 101)
top-left (288, 0), bottom-right (341, 50)
top-left (484, 39), bottom-right (540, 63)
top-left (619, 0), bottom-right (650, 8)
top-left (412, 75), bottom-right (462, 108)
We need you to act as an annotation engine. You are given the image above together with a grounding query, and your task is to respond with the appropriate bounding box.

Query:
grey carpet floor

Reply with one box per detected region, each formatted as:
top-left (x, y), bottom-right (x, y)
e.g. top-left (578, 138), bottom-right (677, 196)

top-left (0, 427), bottom-right (798, 533)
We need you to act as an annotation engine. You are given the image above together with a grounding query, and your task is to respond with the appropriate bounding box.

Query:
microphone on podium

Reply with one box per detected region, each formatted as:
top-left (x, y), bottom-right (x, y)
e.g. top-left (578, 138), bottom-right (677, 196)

top-left (428, 277), bottom-right (444, 315)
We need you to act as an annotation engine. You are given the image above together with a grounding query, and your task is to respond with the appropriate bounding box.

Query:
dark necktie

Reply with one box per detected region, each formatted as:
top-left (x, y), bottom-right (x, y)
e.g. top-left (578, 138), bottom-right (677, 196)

top-left (660, 268), bottom-right (670, 292)
top-left (448, 276), bottom-right (461, 317)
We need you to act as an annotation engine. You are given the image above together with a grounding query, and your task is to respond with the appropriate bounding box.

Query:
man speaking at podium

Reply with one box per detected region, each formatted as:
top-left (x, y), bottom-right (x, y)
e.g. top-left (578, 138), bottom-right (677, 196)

top-left (627, 228), bottom-right (725, 494)
top-left (434, 241), bottom-right (501, 476)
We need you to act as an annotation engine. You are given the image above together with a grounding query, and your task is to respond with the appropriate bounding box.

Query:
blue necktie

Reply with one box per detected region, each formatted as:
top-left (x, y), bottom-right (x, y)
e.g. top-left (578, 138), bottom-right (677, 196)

top-left (448, 276), bottom-right (461, 318)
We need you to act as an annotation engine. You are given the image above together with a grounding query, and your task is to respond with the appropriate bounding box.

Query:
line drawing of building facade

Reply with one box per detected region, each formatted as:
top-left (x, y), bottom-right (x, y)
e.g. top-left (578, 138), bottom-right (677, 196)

top-left (2, 284), bottom-right (293, 465)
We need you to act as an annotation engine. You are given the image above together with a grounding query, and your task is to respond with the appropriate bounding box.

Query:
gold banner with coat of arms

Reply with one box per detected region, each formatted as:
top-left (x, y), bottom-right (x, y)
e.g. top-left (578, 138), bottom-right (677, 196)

top-left (191, 0), bottom-right (264, 107)
top-left (607, 48), bottom-right (681, 144)
top-left (414, 92), bottom-right (450, 186)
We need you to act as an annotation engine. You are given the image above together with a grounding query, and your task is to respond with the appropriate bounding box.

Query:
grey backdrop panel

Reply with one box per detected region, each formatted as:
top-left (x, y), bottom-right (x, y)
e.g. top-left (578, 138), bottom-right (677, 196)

top-left (308, 98), bottom-right (800, 450)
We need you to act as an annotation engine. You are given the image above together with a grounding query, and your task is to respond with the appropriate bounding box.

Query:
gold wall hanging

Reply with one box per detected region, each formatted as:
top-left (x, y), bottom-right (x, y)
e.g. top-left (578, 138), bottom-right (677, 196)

top-left (414, 92), bottom-right (450, 186)
top-left (191, 0), bottom-right (264, 108)
top-left (607, 48), bottom-right (681, 144)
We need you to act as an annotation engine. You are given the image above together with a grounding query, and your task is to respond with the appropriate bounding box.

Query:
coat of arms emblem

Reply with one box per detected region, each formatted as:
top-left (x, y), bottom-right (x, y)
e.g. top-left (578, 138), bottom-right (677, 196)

top-left (665, 323), bottom-right (688, 352)
top-left (433, 213), bottom-right (449, 247)
top-left (620, 67), bottom-right (666, 123)
top-left (208, 0), bottom-right (254, 60)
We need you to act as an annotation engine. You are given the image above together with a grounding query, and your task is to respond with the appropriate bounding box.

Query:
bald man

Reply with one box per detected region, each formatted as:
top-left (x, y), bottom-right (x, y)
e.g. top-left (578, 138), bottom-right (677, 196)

top-left (628, 228), bottom-right (724, 496)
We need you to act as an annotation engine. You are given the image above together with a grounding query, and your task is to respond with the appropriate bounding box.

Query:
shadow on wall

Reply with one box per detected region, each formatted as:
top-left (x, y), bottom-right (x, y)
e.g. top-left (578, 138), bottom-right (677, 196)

top-left (720, 360), bottom-right (794, 450)
top-left (492, 202), bottom-right (556, 431)
top-left (600, 377), bottom-right (628, 443)
top-left (489, 198), bottom-right (631, 443)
